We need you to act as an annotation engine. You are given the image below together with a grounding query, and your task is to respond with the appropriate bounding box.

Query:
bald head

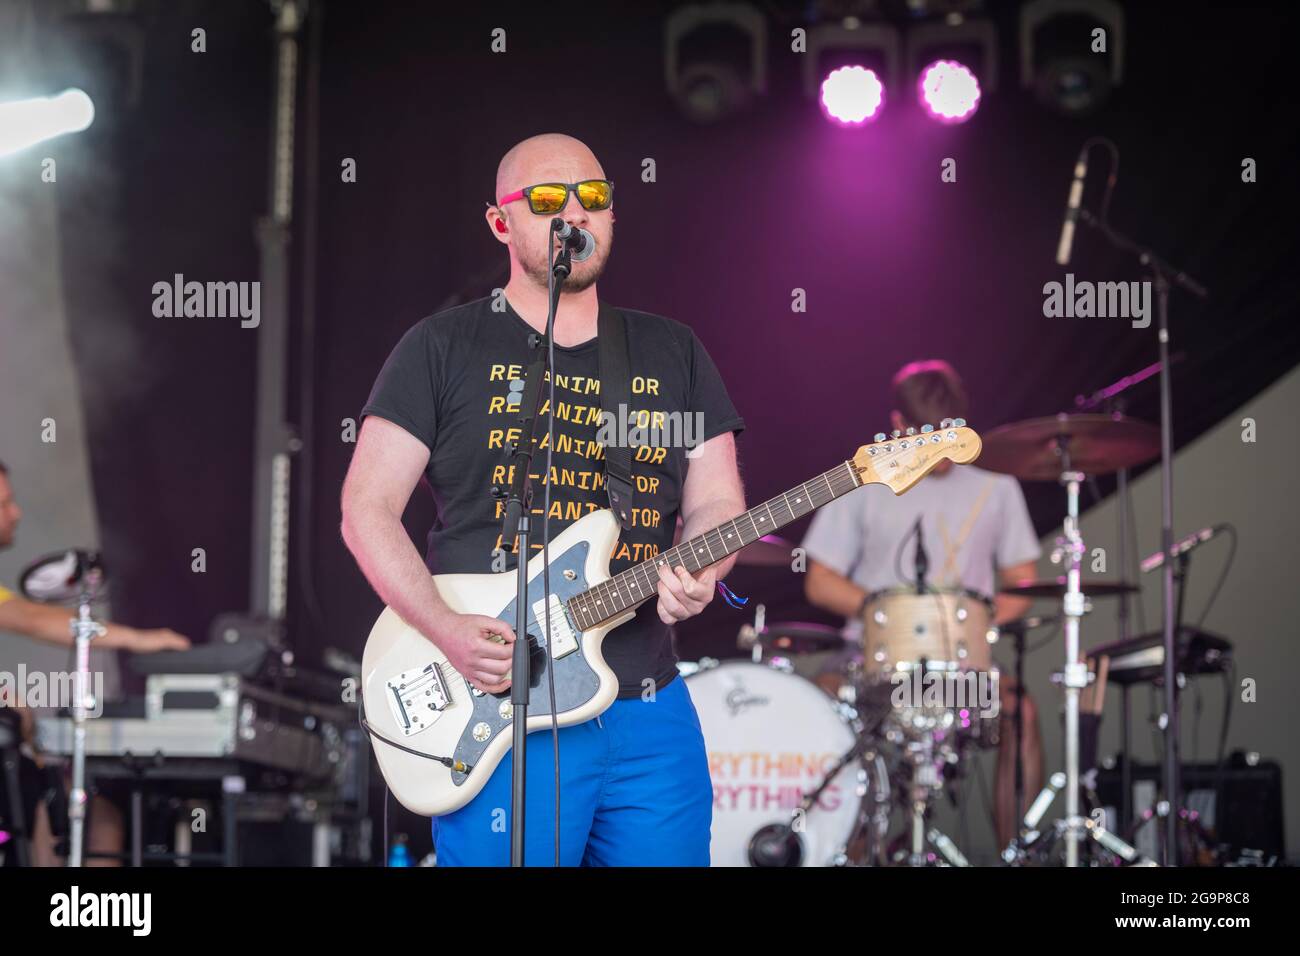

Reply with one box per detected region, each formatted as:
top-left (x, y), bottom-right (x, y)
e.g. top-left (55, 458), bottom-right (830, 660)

top-left (487, 132), bottom-right (614, 294)
top-left (495, 133), bottom-right (604, 205)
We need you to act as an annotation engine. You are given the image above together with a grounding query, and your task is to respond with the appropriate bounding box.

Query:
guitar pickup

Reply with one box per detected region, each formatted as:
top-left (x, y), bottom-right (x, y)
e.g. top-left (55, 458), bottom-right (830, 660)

top-left (386, 662), bottom-right (451, 738)
top-left (530, 594), bottom-right (579, 660)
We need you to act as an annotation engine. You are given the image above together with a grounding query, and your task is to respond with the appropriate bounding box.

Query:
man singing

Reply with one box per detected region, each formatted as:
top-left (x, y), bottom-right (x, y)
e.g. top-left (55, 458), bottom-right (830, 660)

top-left (341, 133), bottom-right (745, 865)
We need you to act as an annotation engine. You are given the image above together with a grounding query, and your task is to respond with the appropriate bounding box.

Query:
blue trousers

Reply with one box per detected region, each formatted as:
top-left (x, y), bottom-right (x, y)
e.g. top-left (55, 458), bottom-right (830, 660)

top-left (432, 675), bottom-right (712, 866)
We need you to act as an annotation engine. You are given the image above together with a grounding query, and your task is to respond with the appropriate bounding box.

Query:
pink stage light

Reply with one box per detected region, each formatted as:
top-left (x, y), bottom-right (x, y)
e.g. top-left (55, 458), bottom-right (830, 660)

top-left (918, 59), bottom-right (981, 123)
top-left (820, 65), bottom-right (885, 126)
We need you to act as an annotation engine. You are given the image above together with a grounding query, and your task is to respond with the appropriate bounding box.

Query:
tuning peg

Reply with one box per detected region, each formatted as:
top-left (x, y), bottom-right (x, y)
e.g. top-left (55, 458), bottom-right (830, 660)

top-left (890, 430), bottom-right (901, 439)
top-left (921, 424), bottom-right (934, 433)
top-left (905, 427), bottom-right (915, 436)
top-left (939, 418), bottom-right (953, 428)
top-left (873, 432), bottom-right (886, 443)
top-left (953, 417), bottom-right (966, 427)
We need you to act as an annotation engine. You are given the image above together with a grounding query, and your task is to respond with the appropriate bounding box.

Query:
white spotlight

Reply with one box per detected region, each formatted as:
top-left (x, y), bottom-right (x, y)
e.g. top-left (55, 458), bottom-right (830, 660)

top-left (0, 89), bottom-right (96, 158)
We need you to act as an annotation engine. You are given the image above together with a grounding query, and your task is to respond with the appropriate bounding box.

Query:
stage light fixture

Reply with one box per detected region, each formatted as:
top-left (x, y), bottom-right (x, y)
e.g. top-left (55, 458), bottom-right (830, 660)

top-left (1020, 0), bottom-right (1125, 116)
top-left (664, 3), bottom-right (767, 125)
top-left (0, 89), bottom-right (95, 158)
top-left (917, 59), bottom-right (980, 122)
top-left (904, 9), bottom-right (997, 122)
top-left (803, 21), bottom-right (901, 127)
top-left (821, 64), bottom-right (885, 125)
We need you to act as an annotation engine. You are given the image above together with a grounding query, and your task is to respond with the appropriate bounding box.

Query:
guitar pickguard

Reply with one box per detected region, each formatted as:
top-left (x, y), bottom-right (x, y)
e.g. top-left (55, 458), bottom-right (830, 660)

top-left (449, 540), bottom-right (602, 787)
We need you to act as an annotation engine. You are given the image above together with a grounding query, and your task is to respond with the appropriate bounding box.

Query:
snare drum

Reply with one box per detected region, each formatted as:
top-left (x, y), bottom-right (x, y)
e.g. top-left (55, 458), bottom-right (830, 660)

top-left (861, 587), bottom-right (996, 676)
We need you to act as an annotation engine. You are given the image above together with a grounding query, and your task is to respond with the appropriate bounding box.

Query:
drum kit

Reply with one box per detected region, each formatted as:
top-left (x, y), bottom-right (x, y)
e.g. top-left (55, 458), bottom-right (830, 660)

top-left (681, 412), bottom-right (1172, 867)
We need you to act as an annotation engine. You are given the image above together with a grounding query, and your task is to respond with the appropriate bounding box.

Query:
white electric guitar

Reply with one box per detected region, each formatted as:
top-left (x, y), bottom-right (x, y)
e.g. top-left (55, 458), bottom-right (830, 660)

top-left (361, 422), bottom-right (982, 815)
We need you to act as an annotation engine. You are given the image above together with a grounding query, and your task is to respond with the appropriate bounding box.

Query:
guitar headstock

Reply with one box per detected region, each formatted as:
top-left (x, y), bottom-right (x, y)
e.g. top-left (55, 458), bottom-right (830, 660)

top-left (851, 419), bottom-right (982, 495)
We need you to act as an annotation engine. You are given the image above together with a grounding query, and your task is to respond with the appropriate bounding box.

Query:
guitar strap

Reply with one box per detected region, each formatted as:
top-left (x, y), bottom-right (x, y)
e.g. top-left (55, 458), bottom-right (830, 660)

top-left (597, 302), bottom-right (634, 531)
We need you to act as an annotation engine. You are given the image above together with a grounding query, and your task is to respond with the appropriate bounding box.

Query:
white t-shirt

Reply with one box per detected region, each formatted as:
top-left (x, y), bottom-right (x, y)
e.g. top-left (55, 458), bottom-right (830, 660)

top-left (802, 464), bottom-right (1041, 641)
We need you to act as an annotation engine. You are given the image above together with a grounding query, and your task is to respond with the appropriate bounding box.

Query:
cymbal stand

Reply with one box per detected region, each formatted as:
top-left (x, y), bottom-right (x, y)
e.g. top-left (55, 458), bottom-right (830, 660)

top-left (67, 567), bottom-right (105, 868)
top-left (1002, 771), bottom-right (1150, 865)
top-left (1052, 436), bottom-right (1088, 867)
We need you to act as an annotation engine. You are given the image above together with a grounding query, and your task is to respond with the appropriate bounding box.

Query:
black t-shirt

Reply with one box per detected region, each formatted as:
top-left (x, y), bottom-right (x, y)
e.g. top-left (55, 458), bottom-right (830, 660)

top-left (360, 296), bottom-right (744, 698)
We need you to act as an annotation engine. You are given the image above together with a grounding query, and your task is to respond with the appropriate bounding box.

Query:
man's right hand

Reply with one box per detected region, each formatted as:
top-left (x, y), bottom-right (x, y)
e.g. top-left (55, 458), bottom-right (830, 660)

top-left (435, 613), bottom-right (516, 694)
top-left (103, 625), bottom-right (191, 654)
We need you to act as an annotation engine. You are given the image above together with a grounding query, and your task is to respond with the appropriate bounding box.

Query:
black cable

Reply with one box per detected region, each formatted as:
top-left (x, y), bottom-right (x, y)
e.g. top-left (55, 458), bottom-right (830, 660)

top-left (1211, 661), bottom-right (1235, 833)
top-left (543, 221), bottom-right (563, 867)
top-left (1193, 524), bottom-right (1237, 630)
top-left (892, 518), bottom-right (919, 589)
top-left (1085, 136), bottom-right (1120, 227)
top-left (1128, 489), bottom-right (1146, 635)
top-left (1025, 616), bottom-right (1063, 655)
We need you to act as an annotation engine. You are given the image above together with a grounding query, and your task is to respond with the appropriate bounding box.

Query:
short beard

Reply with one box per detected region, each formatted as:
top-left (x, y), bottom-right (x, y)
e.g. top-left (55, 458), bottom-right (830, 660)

top-left (520, 234), bottom-right (611, 293)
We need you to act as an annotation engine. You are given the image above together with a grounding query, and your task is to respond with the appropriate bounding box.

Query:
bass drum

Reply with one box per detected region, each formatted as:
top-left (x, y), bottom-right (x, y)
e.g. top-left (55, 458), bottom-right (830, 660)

top-left (685, 660), bottom-right (863, 867)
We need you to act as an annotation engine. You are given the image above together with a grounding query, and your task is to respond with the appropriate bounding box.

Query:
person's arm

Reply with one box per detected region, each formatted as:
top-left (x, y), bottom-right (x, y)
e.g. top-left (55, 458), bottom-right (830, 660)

top-left (340, 415), bottom-right (516, 693)
top-left (804, 559), bottom-right (869, 620)
top-left (993, 477), bottom-right (1044, 624)
top-left (800, 491), bottom-right (867, 621)
top-left (654, 430), bottom-right (745, 624)
top-left (994, 560), bottom-right (1037, 624)
top-left (0, 596), bottom-right (189, 652)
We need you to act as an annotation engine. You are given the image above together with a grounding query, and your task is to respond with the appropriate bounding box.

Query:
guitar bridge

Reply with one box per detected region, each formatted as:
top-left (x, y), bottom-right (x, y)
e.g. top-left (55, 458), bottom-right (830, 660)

top-left (386, 662), bottom-right (451, 737)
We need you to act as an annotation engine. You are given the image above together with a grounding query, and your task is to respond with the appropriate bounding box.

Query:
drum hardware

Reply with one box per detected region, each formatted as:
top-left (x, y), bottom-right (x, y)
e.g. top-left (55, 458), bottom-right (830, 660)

top-left (846, 747), bottom-right (893, 867)
top-left (996, 614), bottom-right (1059, 856)
top-left (983, 415), bottom-right (1159, 867)
top-left (746, 730), bottom-right (874, 867)
top-left (736, 602), bottom-right (764, 660)
top-left (845, 586), bottom-right (1006, 866)
top-left (673, 657), bottom-right (719, 679)
top-left (19, 548), bottom-right (109, 868)
top-left (685, 660), bottom-right (869, 867)
top-left (738, 602), bottom-right (846, 662)
top-left (1001, 771), bottom-right (1153, 866)
top-left (999, 578), bottom-right (1139, 600)
top-left (880, 730), bottom-right (968, 867)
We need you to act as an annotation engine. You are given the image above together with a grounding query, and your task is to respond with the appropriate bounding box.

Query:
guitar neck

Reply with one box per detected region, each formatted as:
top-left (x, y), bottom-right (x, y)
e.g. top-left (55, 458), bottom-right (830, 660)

top-left (568, 461), bottom-right (860, 628)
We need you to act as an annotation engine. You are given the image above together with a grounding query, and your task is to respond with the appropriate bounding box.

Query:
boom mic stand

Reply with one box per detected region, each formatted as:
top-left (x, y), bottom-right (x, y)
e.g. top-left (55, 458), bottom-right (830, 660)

top-left (1076, 207), bottom-right (1208, 864)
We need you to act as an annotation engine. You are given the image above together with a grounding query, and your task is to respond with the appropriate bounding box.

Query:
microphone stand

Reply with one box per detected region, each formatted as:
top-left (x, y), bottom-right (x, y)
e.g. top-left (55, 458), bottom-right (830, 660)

top-left (1076, 206), bottom-right (1207, 865)
top-left (1075, 359), bottom-right (1167, 832)
top-left (496, 223), bottom-right (573, 867)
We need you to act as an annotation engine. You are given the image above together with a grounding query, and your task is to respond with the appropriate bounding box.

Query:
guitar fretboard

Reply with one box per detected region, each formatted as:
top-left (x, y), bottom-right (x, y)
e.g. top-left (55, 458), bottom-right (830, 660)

top-left (567, 461), bottom-right (860, 629)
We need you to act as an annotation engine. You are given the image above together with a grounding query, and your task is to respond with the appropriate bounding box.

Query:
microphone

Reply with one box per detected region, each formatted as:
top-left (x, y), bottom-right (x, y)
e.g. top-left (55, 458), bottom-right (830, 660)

top-left (913, 516), bottom-right (928, 594)
top-left (1055, 147), bottom-right (1089, 266)
top-left (1140, 525), bottom-right (1228, 573)
top-left (552, 219), bottom-right (595, 262)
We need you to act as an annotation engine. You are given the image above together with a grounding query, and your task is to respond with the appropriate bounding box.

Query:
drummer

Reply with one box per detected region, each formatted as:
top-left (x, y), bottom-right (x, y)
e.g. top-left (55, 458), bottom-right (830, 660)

top-left (0, 459), bottom-right (189, 866)
top-left (800, 360), bottom-right (1044, 846)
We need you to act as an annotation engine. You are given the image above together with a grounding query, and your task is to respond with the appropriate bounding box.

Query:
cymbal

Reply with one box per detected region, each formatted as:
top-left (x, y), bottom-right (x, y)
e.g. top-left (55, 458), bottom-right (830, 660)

top-left (737, 534), bottom-right (797, 567)
top-left (978, 413), bottom-right (1160, 480)
top-left (1001, 577), bottom-right (1139, 599)
top-left (757, 622), bottom-right (846, 655)
top-left (19, 549), bottom-right (108, 605)
top-left (673, 517), bottom-right (793, 567)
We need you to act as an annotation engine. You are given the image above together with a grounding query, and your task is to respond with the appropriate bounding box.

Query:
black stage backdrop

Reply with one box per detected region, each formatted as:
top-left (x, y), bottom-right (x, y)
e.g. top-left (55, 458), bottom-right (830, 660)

top-left (49, 0), bottom-right (1300, 670)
